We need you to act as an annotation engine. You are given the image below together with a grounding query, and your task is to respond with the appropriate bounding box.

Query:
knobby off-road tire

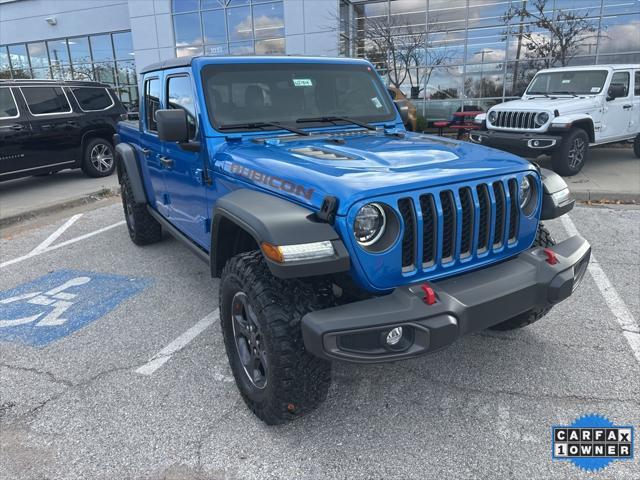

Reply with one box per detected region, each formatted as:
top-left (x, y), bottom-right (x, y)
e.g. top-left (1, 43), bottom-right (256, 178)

top-left (81, 138), bottom-right (116, 178)
top-left (120, 170), bottom-right (162, 245)
top-left (551, 128), bottom-right (589, 176)
top-left (489, 223), bottom-right (556, 331)
top-left (220, 251), bottom-right (333, 425)
top-left (634, 134), bottom-right (640, 159)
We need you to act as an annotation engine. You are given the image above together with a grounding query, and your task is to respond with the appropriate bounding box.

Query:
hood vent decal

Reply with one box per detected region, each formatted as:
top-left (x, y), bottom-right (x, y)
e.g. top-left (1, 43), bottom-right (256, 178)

top-left (289, 146), bottom-right (355, 161)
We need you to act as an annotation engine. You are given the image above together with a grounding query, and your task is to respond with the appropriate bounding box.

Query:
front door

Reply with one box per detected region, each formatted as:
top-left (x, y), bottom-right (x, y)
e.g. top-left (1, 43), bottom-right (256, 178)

top-left (162, 72), bottom-right (210, 248)
top-left (631, 70), bottom-right (640, 135)
top-left (602, 71), bottom-right (633, 141)
top-left (0, 87), bottom-right (33, 179)
top-left (139, 76), bottom-right (169, 218)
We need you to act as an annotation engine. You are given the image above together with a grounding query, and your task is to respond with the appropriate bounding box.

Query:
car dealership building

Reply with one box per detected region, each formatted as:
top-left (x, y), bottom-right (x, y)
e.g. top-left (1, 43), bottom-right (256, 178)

top-left (1, 0), bottom-right (638, 119)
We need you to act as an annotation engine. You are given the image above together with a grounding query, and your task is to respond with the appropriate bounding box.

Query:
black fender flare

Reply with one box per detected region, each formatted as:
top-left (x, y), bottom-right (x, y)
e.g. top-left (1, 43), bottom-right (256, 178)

top-left (211, 189), bottom-right (350, 279)
top-left (115, 143), bottom-right (147, 204)
top-left (539, 167), bottom-right (575, 220)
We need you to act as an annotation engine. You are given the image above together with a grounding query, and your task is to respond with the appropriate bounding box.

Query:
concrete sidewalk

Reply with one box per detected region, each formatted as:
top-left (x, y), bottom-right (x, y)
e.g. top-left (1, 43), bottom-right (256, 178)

top-left (0, 170), bottom-right (119, 226)
top-left (536, 146), bottom-right (639, 202)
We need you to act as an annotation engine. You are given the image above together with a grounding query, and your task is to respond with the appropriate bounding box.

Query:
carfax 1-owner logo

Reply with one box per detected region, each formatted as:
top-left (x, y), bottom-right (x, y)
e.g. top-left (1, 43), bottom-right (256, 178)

top-left (552, 414), bottom-right (635, 472)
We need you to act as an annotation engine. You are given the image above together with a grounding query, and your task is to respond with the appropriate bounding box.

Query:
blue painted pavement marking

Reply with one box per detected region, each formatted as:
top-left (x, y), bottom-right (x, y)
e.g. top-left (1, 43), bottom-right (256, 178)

top-left (0, 270), bottom-right (151, 347)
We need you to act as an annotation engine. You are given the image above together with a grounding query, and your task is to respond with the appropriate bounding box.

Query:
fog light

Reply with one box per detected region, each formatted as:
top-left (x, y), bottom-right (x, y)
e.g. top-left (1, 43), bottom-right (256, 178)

top-left (386, 327), bottom-right (403, 346)
top-left (533, 140), bottom-right (540, 146)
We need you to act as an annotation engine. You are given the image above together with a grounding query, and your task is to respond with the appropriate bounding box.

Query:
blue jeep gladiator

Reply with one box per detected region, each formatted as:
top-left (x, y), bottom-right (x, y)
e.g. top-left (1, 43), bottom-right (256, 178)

top-left (115, 56), bottom-right (591, 424)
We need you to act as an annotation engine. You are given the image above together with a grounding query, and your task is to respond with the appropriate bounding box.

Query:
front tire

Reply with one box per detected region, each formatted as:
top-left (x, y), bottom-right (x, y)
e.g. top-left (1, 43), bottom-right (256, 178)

top-left (551, 128), bottom-right (589, 176)
top-left (220, 251), bottom-right (333, 425)
top-left (634, 134), bottom-right (640, 158)
top-left (81, 138), bottom-right (115, 177)
top-left (489, 224), bottom-right (556, 331)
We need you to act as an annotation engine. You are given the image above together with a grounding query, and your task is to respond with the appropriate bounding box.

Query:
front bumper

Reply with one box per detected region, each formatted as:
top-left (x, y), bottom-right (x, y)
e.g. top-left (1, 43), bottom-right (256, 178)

top-left (470, 129), bottom-right (562, 156)
top-left (301, 235), bottom-right (590, 363)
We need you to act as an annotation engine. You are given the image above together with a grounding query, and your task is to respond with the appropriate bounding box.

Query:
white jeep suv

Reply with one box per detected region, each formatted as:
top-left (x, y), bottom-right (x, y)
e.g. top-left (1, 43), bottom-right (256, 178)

top-left (471, 65), bottom-right (640, 175)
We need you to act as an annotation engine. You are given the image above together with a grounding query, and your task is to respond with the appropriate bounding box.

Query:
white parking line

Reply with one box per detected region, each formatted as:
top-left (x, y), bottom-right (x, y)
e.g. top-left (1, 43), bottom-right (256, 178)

top-left (1, 220), bottom-right (125, 269)
top-left (561, 215), bottom-right (640, 364)
top-left (30, 213), bottom-right (83, 255)
top-left (135, 309), bottom-right (218, 375)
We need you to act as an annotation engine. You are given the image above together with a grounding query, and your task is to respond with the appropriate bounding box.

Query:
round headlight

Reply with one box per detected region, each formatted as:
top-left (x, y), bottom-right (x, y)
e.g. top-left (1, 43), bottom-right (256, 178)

top-left (354, 203), bottom-right (386, 246)
top-left (534, 111), bottom-right (550, 126)
top-left (488, 110), bottom-right (498, 124)
top-left (519, 175), bottom-right (538, 216)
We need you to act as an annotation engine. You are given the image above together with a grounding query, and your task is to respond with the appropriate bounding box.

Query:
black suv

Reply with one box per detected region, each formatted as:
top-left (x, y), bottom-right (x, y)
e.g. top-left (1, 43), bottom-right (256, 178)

top-left (0, 80), bottom-right (125, 181)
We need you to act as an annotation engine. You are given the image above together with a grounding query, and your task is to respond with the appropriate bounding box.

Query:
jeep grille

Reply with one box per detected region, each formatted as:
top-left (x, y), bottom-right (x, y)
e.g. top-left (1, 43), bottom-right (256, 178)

top-left (492, 111), bottom-right (538, 130)
top-left (397, 178), bottom-right (520, 271)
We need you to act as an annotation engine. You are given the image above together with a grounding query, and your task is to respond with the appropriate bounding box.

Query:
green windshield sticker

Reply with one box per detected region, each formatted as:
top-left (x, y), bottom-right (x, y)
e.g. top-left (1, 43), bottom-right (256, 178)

top-left (293, 78), bottom-right (313, 87)
top-left (371, 97), bottom-right (383, 109)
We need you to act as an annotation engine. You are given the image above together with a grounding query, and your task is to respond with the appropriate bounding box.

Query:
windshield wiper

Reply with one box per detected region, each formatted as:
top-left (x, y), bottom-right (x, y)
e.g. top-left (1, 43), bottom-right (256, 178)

top-left (551, 91), bottom-right (578, 97)
top-left (296, 116), bottom-right (377, 131)
top-left (527, 92), bottom-right (552, 98)
top-left (218, 121), bottom-right (310, 136)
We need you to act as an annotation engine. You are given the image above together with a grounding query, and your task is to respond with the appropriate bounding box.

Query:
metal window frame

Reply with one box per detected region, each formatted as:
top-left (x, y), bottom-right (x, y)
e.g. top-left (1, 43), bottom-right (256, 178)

top-left (18, 84), bottom-right (73, 117)
top-left (68, 86), bottom-right (116, 112)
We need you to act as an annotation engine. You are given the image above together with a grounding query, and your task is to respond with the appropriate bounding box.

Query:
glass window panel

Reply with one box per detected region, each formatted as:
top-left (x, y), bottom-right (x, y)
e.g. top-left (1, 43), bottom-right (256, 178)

top-left (599, 14), bottom-right (640, 54)
top-left (0, 88), bottom-right (18, 117)
top-left (227, 6), bottom-right (253, 41)
top-left (504, 61), bottom-right (539, 97)
top-left (205, 44), bottom-right (229, 55)
top-left (90, 34), bottom-right (114, 61)
top-left (174, 13), bottom-right (203, 46)
top-left (167, 75), bottom-right (197, 139)
top-left (72, 64), bottom-right (95, 81)
top-left (566, 55), bottom-right (596, 66)
top-left (254, 38), bottom-right (285, 55)
top-left (47, 39), bottom-right (69, 66)
top-left (21, 86), bottom-right (70, 114)
top-left (466, 27), bottom-right (506, 63)
top-left (8, 44), bottom-right (29, 69)
top-left (427, 30), bottom-right (466, 65)
top-left (117, 86), bottom-right (139, 111)
top-left (113, 32), bottom-right (135, 61)
top-left (467, 1), bottom-right (510, 28)
top-left (172, 0), bottom-right (199, 13)
top-left (177, 45), bottom-right (204, 57)
top-left (229, 40), bottom-right (254, 55)
top-left (603, 0), bottom-right (640, 15)
top-left (72, 87), bottom-right (114, 110)
top-left (428, 2), bottom-right (467, 32)
top-left (253, 2), bottom-right (284, 40)
top-left (27, 42), bottom-right (49, 68)
top-left (144, 77), bottom-right (161, 131)
top-left (464, 62), bottom-right (504, 98)
top-left (635, 71), bottom-right (640, 96)
top-left (68, 37), bottom-right (92, 64)
top-left (203, 9), bottom-right (227, 45)
top-left (202, 0), bottom-right (225, 9)
top-left (51, 65), bottom-right (73, 80)
top-left (425, 66), bottom-right (463, 102)
top-left (0, 47), bottom-right (10, 78)
top-left (597, 52), bottom-right (640, 64)
top-left (31, 67), bottom-right (52, 79)
top-left (229, 0), bottom-right (250, 5)
top-left (116, 60), bottom-right (137, 85)
top-left (94, 62), bottom-right (116, 84)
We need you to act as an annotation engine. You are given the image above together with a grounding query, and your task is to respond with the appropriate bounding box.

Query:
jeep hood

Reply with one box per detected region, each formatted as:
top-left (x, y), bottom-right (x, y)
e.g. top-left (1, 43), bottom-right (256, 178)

top-left (215, 132), bottom-right (535, 215)
top-left (493, 96), bottom-right (599, 115)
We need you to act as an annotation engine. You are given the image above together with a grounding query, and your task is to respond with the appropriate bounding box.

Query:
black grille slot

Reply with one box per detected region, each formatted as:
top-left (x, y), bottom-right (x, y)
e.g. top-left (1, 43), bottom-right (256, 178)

top-left (459, 188), bottom-right (474, 257)
top-left (398, 198), bottom-right (415, 269)
top-left (440, 191), bottom-right (456, 261)
top-left (476, 184), bottom-right (491, 253)
top-left (508, 178), bottom-right (519, 242)
top-left (419, 194), bottom-right (437, 266)
top-left (493, 182), bottom-right (506, 247)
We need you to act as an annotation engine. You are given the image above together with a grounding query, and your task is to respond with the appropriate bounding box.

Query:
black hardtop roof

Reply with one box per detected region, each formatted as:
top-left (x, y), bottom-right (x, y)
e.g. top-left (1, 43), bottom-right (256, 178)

top-left (0, 79), bottom-right (111, 88)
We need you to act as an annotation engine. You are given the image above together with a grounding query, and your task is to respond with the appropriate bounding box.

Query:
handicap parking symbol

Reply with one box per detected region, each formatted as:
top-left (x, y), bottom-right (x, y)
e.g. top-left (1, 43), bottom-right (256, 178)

top-left (0, 270), bottom-right (150, 347)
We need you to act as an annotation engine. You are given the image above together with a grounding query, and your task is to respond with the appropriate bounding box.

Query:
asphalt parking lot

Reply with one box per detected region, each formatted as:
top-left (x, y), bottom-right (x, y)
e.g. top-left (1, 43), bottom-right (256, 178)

top-left (0, 199), bottom-right (639, 480)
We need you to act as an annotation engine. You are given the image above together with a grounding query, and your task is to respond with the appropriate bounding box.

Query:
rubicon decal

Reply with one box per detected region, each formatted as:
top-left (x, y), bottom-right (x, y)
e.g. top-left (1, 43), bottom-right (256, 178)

top-left (229, 163), bottom-right (315, 200)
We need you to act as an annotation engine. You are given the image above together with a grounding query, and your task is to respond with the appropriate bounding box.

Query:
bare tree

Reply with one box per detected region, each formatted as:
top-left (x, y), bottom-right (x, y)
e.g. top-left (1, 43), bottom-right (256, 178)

top-left (505, 0), bottom-right (601, 68)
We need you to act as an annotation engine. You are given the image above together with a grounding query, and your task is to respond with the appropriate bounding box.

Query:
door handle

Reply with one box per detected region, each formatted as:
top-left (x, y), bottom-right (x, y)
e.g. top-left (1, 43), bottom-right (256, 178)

top-left (622, 104), bottom-right (632, 109)
top-left (9, 124), bottom-right (24, 131)
top-left (141, 148), bottom-right (151, 156)
top-left (159, 156), bottom-right (174, 168)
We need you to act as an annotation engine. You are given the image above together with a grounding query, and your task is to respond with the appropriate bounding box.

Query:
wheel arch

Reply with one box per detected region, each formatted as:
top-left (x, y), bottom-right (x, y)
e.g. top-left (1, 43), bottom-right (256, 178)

top-left (81, 126), bottom-right (117, 153)
top-left (114, 142), bottom-right (147, 204)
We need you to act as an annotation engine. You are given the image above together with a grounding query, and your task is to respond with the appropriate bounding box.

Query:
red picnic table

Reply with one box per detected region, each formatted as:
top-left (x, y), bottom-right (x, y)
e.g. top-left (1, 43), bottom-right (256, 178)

top-left (434, 110), bottom-right (484, 138)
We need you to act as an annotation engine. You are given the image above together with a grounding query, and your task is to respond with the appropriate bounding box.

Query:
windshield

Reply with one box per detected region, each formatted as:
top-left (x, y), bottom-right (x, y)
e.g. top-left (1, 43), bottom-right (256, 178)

top-left (526, 70), bottom-right (609, 95)
top-left (201, 63), bottom-right (396, 131)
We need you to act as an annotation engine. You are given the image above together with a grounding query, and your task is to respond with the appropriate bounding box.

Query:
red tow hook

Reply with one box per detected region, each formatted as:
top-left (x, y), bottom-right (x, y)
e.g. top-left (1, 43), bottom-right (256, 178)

top-left (543, 248), bottom-right (558, 265)
top-left (421, 284), bottom-right (437, 305)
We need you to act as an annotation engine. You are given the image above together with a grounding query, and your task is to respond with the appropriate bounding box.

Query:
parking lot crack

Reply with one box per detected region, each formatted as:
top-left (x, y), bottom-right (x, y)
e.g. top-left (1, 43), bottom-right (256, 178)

top-left (0, 363), bottom-right (74, 388)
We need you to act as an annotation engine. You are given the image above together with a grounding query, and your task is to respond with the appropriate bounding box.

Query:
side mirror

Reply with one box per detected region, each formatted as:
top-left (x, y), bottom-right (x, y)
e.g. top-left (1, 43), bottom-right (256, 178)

top-left (606, 83), bottom-right (627, 101)
top-left (157, 109), bottom-right (189, 143)
top-left (394, 99), bottom-right (410, 126)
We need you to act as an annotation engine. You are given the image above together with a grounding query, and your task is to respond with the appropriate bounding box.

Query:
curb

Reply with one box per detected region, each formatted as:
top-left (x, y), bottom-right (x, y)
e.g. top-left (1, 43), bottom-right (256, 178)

top-left (0, 186), bottom-right (121, 229)
top-left (572, 190), bottom-right (639, 204)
